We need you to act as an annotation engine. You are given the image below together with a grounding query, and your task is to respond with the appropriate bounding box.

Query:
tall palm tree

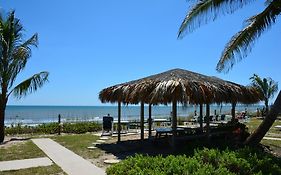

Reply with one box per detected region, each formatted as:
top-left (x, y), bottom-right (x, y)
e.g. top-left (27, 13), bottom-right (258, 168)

top-left (178, 0), bottom-right (281, 145)
top-left (0, 11), bottom-right (49, 143)
top-left (250, 74), bottom-right (278, 115)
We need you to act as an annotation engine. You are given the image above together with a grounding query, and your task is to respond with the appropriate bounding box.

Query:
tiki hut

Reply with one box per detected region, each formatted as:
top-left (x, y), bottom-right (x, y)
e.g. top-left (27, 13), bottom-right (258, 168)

top-left (99, 68), bottom-right (262, 144)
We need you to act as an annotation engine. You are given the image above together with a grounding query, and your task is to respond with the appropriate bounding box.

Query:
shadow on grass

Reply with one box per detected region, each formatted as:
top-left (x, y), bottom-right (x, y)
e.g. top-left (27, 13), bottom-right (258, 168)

top-left (96, 136), bottom-right (243, 160)
top-left (0, 137), bottom-right (31, 145)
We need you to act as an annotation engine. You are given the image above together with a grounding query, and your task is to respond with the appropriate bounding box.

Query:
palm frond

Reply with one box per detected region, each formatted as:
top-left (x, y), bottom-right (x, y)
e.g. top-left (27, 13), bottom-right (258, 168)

top-left (249, 74), bottom-right (279, 101)
top-left (8, 34), bottom-right (39, 88)
top-left (0, 10), bottom-right (24, 83)
top-left (250, 74), bottom-right (263, 87)
top-left (217, 0), bottom-right (281, 72)
top-left (178, 0), bottom-right (253, 38)
top-left (0, 10), bottom-right (38, 89)
top-left (267, 78), bottom-right (278, 99)
top-left (10, 71), bottom-right (49, 98)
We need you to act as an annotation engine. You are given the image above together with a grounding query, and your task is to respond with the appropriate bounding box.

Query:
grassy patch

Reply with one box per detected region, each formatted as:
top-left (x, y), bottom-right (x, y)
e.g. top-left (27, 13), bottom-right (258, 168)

top-left (53, 134), bottom-right (102, 159)
top-left (0, 141), bottom-right (45, 161)
top-left (261, 139), bottom-right (281, 148)
top-left (0, 140), bottom-right (65, 175)
top-left (0, 165), bottom-right (65, 175)
top-left (246, 118), bottom-right (281, 135)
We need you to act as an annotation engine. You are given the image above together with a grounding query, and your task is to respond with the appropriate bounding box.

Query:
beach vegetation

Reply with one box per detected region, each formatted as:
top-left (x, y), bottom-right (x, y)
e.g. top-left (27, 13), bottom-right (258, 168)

top-left (62, 122), bottom-right (101, 134)
top-left (0, 10), bottom-right (49, 143)
top-left (106, 147), bottom-right (281, 175)
top-left (5, 122), bottom-right (101, 135)
top-left (178, 0), bottom-right (281, 146)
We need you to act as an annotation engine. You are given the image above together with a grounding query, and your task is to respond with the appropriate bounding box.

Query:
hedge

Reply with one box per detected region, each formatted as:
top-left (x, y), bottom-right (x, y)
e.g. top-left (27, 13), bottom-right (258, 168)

top-left (5, 122), bottom-right (101, 135)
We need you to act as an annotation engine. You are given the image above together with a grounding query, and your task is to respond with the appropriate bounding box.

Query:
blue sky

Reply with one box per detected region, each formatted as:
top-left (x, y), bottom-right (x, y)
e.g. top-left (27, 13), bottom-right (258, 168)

top-left (1, 0), bottom-right (280, 106)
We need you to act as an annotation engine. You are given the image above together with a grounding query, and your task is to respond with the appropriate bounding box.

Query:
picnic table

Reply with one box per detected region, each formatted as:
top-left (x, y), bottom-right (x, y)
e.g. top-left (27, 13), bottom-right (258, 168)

top-left (155, 128), bottom-right (185, 138)
top-left (153, 118), bottom-right (171, 129)
top-left (113, 120), bottom-right (130, 132)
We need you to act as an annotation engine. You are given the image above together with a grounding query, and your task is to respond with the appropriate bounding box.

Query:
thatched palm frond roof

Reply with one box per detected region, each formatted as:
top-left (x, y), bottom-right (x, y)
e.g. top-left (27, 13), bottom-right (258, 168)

top-left (99, 68), bottom-right (262, 105)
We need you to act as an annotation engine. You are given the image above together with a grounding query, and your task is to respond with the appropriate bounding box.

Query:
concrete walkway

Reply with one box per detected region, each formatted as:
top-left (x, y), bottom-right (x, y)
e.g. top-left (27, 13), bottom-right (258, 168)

top-left (263, 137), bottom-right (281, 141)
top-left (0, 157), bottom-right (52, 171)
top-left (32, 138), bottom-right (106, 175)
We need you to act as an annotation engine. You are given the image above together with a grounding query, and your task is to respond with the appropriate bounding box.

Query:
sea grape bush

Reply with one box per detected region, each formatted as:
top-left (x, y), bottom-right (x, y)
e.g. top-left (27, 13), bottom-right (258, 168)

top-left (5, 122), bottom-right (101, 135)
top-left (106, 147), bottom-right (281, 175)
top-left (62, 122), bottom-right (101, 134)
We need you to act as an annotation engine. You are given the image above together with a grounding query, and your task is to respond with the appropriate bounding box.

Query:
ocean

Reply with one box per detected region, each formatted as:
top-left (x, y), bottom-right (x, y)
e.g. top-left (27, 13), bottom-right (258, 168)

top-left (4, 105), bottom-right (262, 126)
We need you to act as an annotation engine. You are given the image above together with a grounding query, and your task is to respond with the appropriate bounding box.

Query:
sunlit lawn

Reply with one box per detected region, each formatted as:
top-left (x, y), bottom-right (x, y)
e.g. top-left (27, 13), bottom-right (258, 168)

top-left (1, 133), bottom-right (104, 174)
top-left (261, 139), bottom-right (281, 148)
top-left (0, 140), bottom-right (64, 175)
top-left (53, 134), bottom-right (102, 159)
top-left (0, 165), bottom-right (65, 175)
top-left (246, 117), bottom-right (281, 150)
top-left (246, 117), bottom-right (281, 136)
top-left (0, 141), bottom-right (45, 161)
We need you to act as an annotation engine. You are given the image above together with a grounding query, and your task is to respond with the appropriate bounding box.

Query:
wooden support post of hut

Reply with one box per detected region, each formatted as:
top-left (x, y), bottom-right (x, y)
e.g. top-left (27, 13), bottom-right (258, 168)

top-left (206, 104), bottom-right (210, 139)
top-left (140, 102), bottom-right (144, 141)
top-left (199, 104), bottom-right (203, 131)
top-left (117, 101), bottom-right (121, 143)
top-left (148, 104), bottom-right (152, 138)
top-left (172, 100), bottom-right (177, 148)
top-left (58, 114), bottom-right (61, 135)
top-left (231, 103), bottom-right (236, 121)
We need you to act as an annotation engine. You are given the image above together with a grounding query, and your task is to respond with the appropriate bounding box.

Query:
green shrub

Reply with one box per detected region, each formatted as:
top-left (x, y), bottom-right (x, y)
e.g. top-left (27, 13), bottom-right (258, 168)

top-left (235, 147), bottom-right (281, 175)
top-left (37, 123), bottom-right (60, 134)
top-left (5, 124), bottom-right (36, 135)
top-left (106, 147), bottom-right (281, 175)
top-left (5, 122), bottom-right (101, 135)
top-left (62, 122), bottom-right (101, 134)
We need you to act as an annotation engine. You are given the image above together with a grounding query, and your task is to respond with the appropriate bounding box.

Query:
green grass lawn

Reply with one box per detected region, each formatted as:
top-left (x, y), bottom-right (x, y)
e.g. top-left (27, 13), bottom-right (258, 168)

top-left (0, 134), bottom-right (103, 174)
top-left (0, 140), bottom-right (65, 175)
top-left (53, 134), bottom-right (102, 159)
top-left (245, 117), bottom-right (281, 151)
top-left (0, 141), bottom-right (45, 161)
top-left (0, 165), bottom-right (65, 175)
top-left (246, 117), bottom-right (281, 135)
top-left (261, 139), bottom-right (281, 148)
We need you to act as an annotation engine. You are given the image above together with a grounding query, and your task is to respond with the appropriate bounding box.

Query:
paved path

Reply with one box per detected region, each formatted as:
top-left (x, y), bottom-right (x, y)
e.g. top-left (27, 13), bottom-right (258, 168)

top-left (263, 137), bottom-right (281, 141)
top-left (32, 138), bottom-right (106, 175)
top-left (0, 157), bottom-right (52, 171)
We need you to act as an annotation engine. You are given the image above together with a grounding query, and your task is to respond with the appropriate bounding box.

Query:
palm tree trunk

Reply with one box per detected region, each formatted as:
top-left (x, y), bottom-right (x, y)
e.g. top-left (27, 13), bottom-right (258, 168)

top-left (0, 92), bottom-right (7, 143)
top-left (244, 91), bottom-right (281, 146)
top-left (265, 99), bottom-right (269, 115)
top-left (0, 106), bottom-right (5, 143)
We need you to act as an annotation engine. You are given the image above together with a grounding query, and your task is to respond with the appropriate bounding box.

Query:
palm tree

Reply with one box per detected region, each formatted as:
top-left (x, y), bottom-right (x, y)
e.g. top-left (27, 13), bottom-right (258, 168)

top-left (0, 11), bottom-right (49, 143)
top-left (250, 74), bottom-right (278, 115)
top-left (178, 0), bottom-right (281, 145)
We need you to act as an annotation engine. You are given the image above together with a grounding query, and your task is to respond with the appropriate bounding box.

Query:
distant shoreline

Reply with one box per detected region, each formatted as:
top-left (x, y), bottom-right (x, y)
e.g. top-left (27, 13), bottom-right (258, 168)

top-left (4, 105), bottom-right (262, 127)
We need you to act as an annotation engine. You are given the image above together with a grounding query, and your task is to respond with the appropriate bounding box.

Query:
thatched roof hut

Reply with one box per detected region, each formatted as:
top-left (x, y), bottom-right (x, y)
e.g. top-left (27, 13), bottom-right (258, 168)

top-left (99, 68), bottom-right (262, 105)
top-left (99, 69), bottom-right (262, 144)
